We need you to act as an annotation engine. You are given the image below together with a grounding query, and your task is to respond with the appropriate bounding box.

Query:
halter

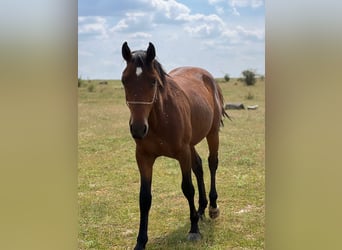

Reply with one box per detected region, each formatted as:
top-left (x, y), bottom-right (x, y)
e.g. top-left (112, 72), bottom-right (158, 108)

top-left (126, 81), bottom-right (158, 106)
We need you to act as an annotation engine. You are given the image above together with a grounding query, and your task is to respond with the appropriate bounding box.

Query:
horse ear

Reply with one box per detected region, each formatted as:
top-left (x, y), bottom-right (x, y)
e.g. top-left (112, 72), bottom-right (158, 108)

top-left (122, 41), bottom-right (132, 62)
top-left (146, 42), bottom-right (155, 64)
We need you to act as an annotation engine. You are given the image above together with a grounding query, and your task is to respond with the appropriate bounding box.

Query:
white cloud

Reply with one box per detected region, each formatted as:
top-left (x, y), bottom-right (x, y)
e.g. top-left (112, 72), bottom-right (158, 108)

top-left (185, 24), bottom-right (214, 37)
top-left (208, 0), bottom-right (263, 16)
top-left (218, 24), bottom-right (264, 46)
top-left (128, 32), bottom-right (152, 39)
top-left (229, 0), bottom-right (264, 8)
top-left (231, 7), bottom-right (241, 16)
top-left (78, 16), bottom-right (108, 39)
top-left (151, 0), bottom-right (190, 19)
top-left (110, 12), bottom-right (154, 33)
top-left (183, 14), bottom-right (225, 37)
top-left (251, 0), bottom-right (264, 8)
top-left (109, 1), bottom-right (191, 34)
top-left (208, 0), bottom-right (224, 4)
top-left (236, 25), bottom-right (264, 40)
top-left (110, 1), bottom-right (227, 40)
top-left (79, 0), bottom-right (154, 16)
top-left (215, 6), bottom-right (225, 15)
top-left (222, 29), bottom-right (239, 40)
top-left (178, 13), bottom-right (223, 23)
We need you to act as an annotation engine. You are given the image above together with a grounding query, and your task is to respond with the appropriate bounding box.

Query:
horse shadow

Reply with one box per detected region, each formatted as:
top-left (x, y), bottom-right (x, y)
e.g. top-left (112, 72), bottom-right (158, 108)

top-left (148, 216), bottom-right (218, 249)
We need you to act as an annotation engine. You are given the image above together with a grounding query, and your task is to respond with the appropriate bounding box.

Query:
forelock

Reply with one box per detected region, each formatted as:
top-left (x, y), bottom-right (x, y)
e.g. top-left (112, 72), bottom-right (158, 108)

top-left (131, 50), bottom-right (146, 67)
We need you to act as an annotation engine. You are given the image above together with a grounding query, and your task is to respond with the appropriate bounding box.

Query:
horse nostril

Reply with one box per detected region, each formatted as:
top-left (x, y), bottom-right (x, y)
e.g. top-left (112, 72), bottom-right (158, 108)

top-left (130, 124), bottom-right (148, 139)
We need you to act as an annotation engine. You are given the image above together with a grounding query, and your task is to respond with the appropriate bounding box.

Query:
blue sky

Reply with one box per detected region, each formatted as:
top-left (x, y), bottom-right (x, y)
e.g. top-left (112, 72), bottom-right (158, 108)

top-left (78, 0), bottom-right (264, 79)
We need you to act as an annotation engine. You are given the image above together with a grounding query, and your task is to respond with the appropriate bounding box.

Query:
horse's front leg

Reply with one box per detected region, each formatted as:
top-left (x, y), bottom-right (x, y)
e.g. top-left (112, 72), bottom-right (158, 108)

top-left (134, 149), bottom-right (155, 250)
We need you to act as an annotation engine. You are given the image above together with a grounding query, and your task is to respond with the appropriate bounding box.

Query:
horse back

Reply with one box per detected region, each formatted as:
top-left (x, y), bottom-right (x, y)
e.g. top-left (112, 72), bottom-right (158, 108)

top-left (169, 67), bottom-right (223, 144)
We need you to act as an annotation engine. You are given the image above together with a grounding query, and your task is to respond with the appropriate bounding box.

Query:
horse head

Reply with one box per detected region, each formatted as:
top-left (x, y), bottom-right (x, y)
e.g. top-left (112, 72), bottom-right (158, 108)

top-left (121, 42), bottom-right (160, 139)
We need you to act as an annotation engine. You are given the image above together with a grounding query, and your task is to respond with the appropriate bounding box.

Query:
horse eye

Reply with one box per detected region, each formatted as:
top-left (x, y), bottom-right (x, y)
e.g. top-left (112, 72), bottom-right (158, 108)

top-left (152, 79), bottom-right (157, 86)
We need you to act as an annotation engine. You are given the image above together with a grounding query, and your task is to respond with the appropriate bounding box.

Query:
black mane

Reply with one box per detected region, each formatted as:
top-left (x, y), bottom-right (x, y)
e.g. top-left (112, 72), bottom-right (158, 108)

top-left (132, 50), bottom-right (168, 85)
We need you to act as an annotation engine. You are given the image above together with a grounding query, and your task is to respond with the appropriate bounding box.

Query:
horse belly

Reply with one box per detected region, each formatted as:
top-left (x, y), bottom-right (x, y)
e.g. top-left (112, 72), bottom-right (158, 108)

top-left (189, 98), bottom-right (214, 145)
top-left (171, 69), bottom-right (216, 145)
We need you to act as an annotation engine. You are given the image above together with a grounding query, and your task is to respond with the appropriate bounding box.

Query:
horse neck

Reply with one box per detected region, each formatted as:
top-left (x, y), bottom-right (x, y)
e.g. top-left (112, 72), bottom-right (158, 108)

top-left (148, 76), bottom-right (182, 130)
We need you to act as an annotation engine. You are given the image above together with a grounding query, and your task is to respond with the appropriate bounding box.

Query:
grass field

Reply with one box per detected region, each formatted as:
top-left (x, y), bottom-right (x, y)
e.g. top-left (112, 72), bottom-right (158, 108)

top-left (78, 78), bottom-right (265, 249)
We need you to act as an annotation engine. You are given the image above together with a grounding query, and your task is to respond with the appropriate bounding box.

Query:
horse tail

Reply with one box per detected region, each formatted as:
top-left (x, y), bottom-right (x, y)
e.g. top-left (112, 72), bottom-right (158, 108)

top-left (216, 82), bottom-right (232, 125)
top-left (201, 70), bottom-right (231, 125)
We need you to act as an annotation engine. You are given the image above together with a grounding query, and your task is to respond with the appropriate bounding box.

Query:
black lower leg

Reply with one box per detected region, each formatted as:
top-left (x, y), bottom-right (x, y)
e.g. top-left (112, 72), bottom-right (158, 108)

top-left (135, 179), bottom-right (152, 250)
top-left (191, 151), bottom-right (208, 217)
top-left (181, 173), bottom-right (200, 234)
top-left (208, 155), bottom-right (218, 208)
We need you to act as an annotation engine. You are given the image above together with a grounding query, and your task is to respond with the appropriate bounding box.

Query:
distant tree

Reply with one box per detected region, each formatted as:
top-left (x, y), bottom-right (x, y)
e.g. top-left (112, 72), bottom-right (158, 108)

top-left (78, 76), bottom-right (83, 87)
top-left (224, 73), bottom-right (230, 82)
top-left (242, 69), bottom-right (257, 86)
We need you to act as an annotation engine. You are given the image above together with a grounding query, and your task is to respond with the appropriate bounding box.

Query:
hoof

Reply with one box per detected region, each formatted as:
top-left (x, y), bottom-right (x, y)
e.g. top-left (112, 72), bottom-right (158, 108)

top-left (209, 206), bottom-right (220, 219)
top-left (187, 232), bottom-right (202, 241)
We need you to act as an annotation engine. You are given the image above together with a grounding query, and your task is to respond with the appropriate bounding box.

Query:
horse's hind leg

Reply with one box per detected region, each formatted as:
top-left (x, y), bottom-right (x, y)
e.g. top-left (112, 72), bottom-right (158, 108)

top-left (206, 131), bottom-right (220, 219)
top-left (190, 147), bottom-right (208, 219)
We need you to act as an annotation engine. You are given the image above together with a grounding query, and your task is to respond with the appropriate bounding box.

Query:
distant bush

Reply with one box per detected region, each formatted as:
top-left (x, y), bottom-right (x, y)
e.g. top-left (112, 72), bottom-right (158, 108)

top-left (224, 74), bottom-right (230, 82)
top-left (78, 77), bottom-right (83, 87)
top-left (242, 70), bottom-right (257, 86)
top-left (87, 84), bottom-right (95, 92)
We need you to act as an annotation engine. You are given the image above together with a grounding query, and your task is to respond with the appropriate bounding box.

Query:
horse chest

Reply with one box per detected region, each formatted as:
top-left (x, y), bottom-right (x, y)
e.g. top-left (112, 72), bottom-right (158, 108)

top-left (137, 132), bottom-right (184, 158)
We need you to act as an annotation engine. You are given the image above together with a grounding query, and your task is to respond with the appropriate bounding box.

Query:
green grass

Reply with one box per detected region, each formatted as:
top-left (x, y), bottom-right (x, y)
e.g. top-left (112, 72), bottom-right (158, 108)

top-left (79, 79), bottom-right (265, 249)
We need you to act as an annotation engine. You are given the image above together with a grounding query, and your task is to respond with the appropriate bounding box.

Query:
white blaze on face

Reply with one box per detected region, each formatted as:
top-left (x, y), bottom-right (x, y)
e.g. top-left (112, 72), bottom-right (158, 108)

top-left (136, 67), bottom-right (142, 76)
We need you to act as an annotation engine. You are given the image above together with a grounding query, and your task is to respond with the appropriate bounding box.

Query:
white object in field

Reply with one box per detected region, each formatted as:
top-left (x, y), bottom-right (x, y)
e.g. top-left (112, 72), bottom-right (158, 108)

top-left (247, 105), bottom-right (258, 110)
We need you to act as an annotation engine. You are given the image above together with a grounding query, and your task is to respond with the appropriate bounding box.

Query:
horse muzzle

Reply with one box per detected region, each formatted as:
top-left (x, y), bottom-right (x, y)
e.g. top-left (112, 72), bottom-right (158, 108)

top-left (130, 123), bottom-right (148, 139)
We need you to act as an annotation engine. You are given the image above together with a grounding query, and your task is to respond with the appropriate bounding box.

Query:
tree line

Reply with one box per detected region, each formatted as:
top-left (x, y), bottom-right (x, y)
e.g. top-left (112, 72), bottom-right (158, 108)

top-left (224, 69), bottom-right (264, 86)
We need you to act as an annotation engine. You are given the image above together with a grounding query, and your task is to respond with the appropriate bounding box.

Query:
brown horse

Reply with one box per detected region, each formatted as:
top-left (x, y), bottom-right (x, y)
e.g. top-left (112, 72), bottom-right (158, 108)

top-left (121, 42), bottom-right (228, 250)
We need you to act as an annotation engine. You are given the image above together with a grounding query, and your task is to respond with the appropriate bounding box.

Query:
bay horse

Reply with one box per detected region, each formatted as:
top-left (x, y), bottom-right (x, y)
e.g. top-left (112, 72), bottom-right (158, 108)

top-left (121, 42), bottom-right (228, 250)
